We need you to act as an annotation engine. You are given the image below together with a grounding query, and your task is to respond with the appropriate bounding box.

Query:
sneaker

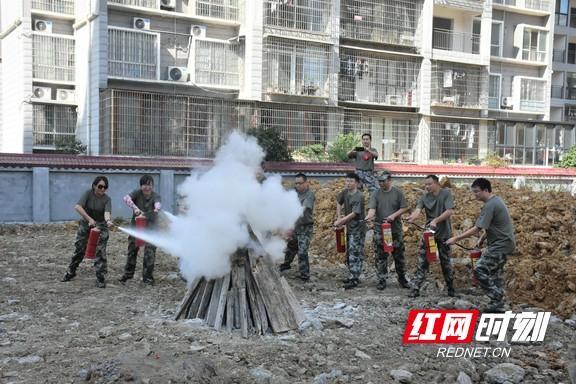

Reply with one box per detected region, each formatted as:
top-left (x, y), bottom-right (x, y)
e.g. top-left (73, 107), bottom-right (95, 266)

top-left (278, 264), bottom-right (291, 272)
top-left (118, 275), bottom-right (131, 284)
top-left (408, 289), bottom-right (420, 298)
top-left (61, 272), bottom-right (75, 282)
top-left (398, 277), bottom-right (411, 289)
top-left (343, 278), bottom-right (359, 290)
top-left (377, 280), bottom-right (387, 290)
top-left (96, 279), bottom-right (106, 288)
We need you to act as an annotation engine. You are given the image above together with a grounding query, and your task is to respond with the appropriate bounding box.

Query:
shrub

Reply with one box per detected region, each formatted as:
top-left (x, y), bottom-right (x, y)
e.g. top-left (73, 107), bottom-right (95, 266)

top-left (247, 126), bottom-right (293, 162)
top-left (292, 144), bottom-right (328, 162)
top-left (558, 145), bottom-right (576, 168)
top-left (327, 132), bottom-right (359, 162)
top-left (55, 137), bottom-right (87, 155)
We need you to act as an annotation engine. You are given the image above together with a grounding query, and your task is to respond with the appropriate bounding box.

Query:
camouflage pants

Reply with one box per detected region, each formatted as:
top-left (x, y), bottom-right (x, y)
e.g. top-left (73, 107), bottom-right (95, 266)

top-left (346, 226), bottom-right (366, 280)
top-left (474, 248), bottom-right (508, 308)
top-left (66, 220), bottom-right (109, 279)
top-left (283, 225), bottom-right (313, 278)
top-left (124, 236), bottom-right (157, 281)
top-left (411, 237), bottom-right (453, 290)
top-left (356, 170), bottom-right (379, 194)
top-left (373, 226), bottom-right (406, 283)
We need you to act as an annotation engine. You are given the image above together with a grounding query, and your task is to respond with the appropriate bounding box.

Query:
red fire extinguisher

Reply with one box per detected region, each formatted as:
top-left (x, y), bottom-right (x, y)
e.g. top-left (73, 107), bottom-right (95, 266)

top-left (335, 227), bottom-right (346, 253)
top-left (380, 222), bottom-right (393, 253)
top-left (135, 215), bottom-right (147, 248)
top-left (84, 227), bottom-right (101, 260)
top-left (423, 230), bottom-right (439, 263)
top-left (469, 248), bottom-right (481, 287)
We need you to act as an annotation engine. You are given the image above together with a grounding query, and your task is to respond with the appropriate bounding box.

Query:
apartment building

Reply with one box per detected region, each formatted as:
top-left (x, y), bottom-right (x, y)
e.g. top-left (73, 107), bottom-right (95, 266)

top-left (0, 0), bottom-right (574, 166)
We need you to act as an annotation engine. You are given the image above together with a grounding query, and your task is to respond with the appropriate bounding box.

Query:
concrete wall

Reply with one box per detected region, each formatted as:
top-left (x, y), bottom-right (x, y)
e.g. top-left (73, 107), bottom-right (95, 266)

top-left (0, 167), bottom-right (183, 223)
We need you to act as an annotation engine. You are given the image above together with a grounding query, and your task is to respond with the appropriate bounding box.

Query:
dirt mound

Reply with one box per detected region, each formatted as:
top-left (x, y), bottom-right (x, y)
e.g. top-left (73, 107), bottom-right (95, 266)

top-left (307, 178), bottom-right (576, 318)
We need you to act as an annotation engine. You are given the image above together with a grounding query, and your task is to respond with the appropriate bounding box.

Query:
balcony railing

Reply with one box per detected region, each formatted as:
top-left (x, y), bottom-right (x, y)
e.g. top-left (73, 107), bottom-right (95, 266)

top-left (108, 0), bottom-right (158, 8)
top-left (31, 0), bottom-right (74, 15)
top-left (197, 0), bottom-right (240, 21)
top-left (551, 85), bottom-right (565, 99)
top-left (493, 0), bottom-right (550, 11)
top-left (521, 49), bottom-right (546, 62)
top-left (108, 27), bottom-right (159, 80)
top-left (431, 63), bottom-right (484, 109)
top-left (520, 100), bottom-right (546, 112)
top-left (488, 97), bottom-right (499, 109)
top-left (553, 49), bottom-right (566, 63)
top-left (32, 33), bottom-right (75, 82)
top-left (565, 106), bottom-right (576, 121)
top-left (432, 29), bottom-right (480, 54)
top-left (264, 0), bottom-right (330, 34)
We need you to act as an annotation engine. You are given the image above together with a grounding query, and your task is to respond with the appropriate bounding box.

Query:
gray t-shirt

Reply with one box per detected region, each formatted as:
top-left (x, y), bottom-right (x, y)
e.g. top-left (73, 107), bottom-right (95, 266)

top-left (475, 196), bottom-right (515, 254)
top-left (337, 189), bottom-right (365, 230)
top-left (77, 189), bottom-right (112, 223)
top-left (351, 147), bottom-right (378, 171)
top-left (129, 189), bottom-right (161, 224)
top-left (295, 188), bottom-right (315, 227)
top-left (368, 186), bottom-right (408, 232)
top-left (416, 188), bottom-right (454, 239)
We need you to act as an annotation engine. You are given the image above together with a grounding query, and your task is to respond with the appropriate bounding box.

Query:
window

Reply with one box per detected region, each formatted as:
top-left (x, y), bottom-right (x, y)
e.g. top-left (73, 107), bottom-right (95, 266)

top-left (32, 34), bottom-right (75, 82)
top-left (488, 74), bottom-right (501, 109)
top-left (33, 104), bottom-right (77, 148)
top-left (522, 29), bottom-right (547, 62)
top-left (431, 62), bottom-right (484, 109)
top-left (520, 78), bottom-right (546, 112)
top-left (264, 0), bottom-right (331, 34)
top-left (108, 27), bottom-right (159, 80)
top-left (430, 122), bottom-right (480, 163)
top-left (196, 0), bottom-right (239, 21)
top-left (491, 21), bottom-right (503, 57)
top-left (194, 40), bottom-right (240, 87)
top-left (556, 0), bottom-right (569, 26)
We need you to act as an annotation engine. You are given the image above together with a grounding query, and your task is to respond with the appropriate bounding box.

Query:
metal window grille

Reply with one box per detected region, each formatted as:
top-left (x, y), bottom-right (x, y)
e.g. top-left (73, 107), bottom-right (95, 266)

top-left (108, 28), bottom-right (159, 80)
top-left (32, 34), bottom-right (75, 82)
top-left (108, 0), bottom-right (158, 8)
top-left (33, 104), bottom-right (77, 147)
top-left (520, 78), bottom-right (546, 112)
top-left (196, 0), bottom-right (239, 21)
top-left (263, 38), bottom-right (330, 97)
top-left (430, 121), bottom-right (481, 163)
top-left (431, 62), bottom-right (485, 109)
top-left (194, 40), bottom-right (240, 87)
top-left (31, 0), bottom-right (74, 14)
top-left (340, 0), bottom-right (421, 46)
top-left (263, 0), bottom-right (331, 34)
top-left (339, 49), bottom-right (419, 107)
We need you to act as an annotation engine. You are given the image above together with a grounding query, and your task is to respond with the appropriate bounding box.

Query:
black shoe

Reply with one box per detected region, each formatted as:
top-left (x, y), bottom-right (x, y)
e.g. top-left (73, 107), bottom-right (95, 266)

top-left (408, 289), bottom-right (420, 298)
top-left (377, 281), bottom-right (387, 290)
top-left (143, 278), bottom-right (154, 286)
top-left (279, 264), bottom-right (291, 272)
top-left (61, 272), bottom-right (75, 282)
top-left (96, 278), bottom-right (106, 288)
top-left (342, 277), bottom-right (352, 283)
top-left (447, 287), bottom-right (455, 297)
top-left (343, 278), bottom-right (359, 290)
top-left (298, 274), bottom-right (310, 282)
top-left (398, 277), bottom-right (411, 289)
top-left (118, 275), bottom-right (131, 284)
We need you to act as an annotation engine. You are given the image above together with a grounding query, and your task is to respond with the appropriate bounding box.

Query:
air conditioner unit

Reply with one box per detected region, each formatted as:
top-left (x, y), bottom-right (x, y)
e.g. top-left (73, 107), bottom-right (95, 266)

top-left (32, 86), bottom-right (52, 100)
top-left (190, 25), bottom-right (207, 38)
top-left (160, 0), bottom-right (176, 9)
top-left (386, 95), bottom-right (401, 105)
top-left (133, 17), bottom-right (151, 30)
top-left (168, 66), bottom-right (189, 82)
top-left (34, 19), bottom-right (53, 33)
top-left (56, 89), bottom-right (76, 102)
top-left (501, 97), bottom-right (514, 109)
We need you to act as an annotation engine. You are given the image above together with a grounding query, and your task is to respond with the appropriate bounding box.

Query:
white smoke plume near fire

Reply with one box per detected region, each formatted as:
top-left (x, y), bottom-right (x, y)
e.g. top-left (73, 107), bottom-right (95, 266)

top-left (119, 131), bottom-right (303, 284)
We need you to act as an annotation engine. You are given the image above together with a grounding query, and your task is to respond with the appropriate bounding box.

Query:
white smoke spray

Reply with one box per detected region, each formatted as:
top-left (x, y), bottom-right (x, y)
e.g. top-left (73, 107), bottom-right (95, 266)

top-left (119, 131), bottom-right (303, 284)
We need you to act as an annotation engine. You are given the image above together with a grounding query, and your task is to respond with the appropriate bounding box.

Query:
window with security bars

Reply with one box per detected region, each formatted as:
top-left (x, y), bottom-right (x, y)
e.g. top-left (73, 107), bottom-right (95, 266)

top-left (32, 34), bottom-right (75, 82)
top-left (108, 28), bottom-right (159, 80)
top-left (431, 62), bottom-right (484, 109)
top-left (108, 0), bottom-right (158, 8)
top-left (522, 28), bottom-right (547, 62)
top-left (33, 104), bottom-right (77, 148)
top-left (340, 0), bottom-right (422, 46)
top-left (430, 121), bottom-right (480, 163)
top-left (520, 78), bottom-right (546, 113)
top-left (339, 49), bottom-right (419, 106)
top-left (196, 0), bottom-right (239, 21)
top-left (263, 38), bottom-right (330, 97)
top-left (194, 40), bottom-right (240, 87)
top-left (495, 122), bottom-right (574, 165)
top-left (264, 0), bottom-right (331, 34)
top-left (31, 0), bottom-right (74, 14)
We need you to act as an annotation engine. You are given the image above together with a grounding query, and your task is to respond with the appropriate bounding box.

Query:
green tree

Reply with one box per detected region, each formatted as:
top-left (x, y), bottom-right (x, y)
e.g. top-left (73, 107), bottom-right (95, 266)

top-left (55, 137), bottom-right (87, 155)
top-left (292, 144), bottom-right (328, 162)
top-left (558, 145), bottom-right (576, 168)
top-left (327, 132), bottom-right (359, 162)
top-left (247, 126), bottom-right (293, 162)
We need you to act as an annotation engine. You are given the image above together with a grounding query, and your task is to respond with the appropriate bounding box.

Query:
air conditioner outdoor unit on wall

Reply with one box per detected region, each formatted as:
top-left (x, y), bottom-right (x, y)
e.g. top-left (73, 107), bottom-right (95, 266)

top-left (168, 66), bottom-right (189, 82)
top-left (34, 19), bottom-right (53, 33)
top-left (56, 89), bottom-right (76, 102)
top-left (501, 97), bottom-right (514, 109)
top-left (32, 86), bottom-right (52, 100)
top-left (133, 17), bottom-right (151, 30)
top-left (190, 25), bottom-right (207, 38)
top-left (160, 0), bottom-right (176, 9)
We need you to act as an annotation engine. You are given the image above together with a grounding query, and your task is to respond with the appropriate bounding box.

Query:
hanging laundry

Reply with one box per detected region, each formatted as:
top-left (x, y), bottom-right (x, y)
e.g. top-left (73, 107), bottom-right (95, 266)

top-left (443, 70), bottom-right (453, 88)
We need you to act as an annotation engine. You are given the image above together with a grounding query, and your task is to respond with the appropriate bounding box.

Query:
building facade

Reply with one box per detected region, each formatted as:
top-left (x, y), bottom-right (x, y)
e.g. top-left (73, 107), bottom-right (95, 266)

top-left (0, 0), bottom-right (574, 166)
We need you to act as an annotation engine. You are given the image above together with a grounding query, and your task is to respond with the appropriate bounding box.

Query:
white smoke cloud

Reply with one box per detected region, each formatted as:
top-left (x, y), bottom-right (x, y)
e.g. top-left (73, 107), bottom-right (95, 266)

top-left (119, 131), bottom-right (303, 284)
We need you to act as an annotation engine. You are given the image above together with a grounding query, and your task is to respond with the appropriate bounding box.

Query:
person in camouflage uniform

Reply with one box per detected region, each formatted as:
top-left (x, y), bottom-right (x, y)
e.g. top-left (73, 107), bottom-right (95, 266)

top-left (334, 172), bottom-right (366, 289)
top-left (347, 133), bottom-right (379, 194)
top-left (407, 174), bottom-right (455, 298)
top-left (365, 171), bottom-right (410, 290)
top-left (61, 176), bottom-right (114, 288)
top-left (119, 175), bottom-right (162, 286)
top-left (279, 173), bottom-right (315, 281)
top-left (447, 178), bottom-right (515, 313)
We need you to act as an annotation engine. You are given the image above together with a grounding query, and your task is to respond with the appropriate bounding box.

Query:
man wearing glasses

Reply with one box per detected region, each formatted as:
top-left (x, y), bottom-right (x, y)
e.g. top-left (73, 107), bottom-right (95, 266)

top-left (61, 176), bottom-right (114, 288)
top-left (279, 173), bottom-right (315, 282)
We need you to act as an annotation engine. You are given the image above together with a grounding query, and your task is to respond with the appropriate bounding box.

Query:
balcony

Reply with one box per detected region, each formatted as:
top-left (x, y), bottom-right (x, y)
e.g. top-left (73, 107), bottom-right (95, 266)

top-left (32, 33), bottom-right (75, 82)
top-left (433, 29), bottom-right (480, 54)
top-left (33, 104), bottom-right (77, 148)
top-left (521, 49), bottom-right (546, 63)
top-left (264, 0), bottom-right (331, 36)
top-left (197, 0), bottom-right (240, 21)
top-left (194, 40), bottom-right (240, 88)
top-left (433, 0), bottom-right (484, 13)
top-left (431, 62), bottom-right (484, 109)
top-left (31, 0), bottom-right (74, 15)
top-left (108, 27), bottom-right (159, 80)
top-left (493, 0), bottom-right (550, 12)
top-left (108, 0), bottom-right (157, 8)
top-left (553, 49), bottom-right (565, 63)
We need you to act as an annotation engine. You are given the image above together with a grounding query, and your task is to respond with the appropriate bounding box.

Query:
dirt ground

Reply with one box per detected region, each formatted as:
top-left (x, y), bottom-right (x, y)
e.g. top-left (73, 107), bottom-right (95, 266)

top-left (1, 224), bottom-right (575, 384)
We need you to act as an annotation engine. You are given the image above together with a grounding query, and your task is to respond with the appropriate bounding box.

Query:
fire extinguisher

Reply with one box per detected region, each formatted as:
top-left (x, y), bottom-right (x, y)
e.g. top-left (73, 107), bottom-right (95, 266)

top-left (335, 226), bottom-right (346, 253)
top-left (423, 229), bottom-right (439, 263)
top-left (135, 215), bottom-right (147, 248)
top-left (84, 227), bottom-right (101, 260)
top-left (380, 222), bottom-right (393, 253)
top-left (469, 248), bottom-right (482, 287)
